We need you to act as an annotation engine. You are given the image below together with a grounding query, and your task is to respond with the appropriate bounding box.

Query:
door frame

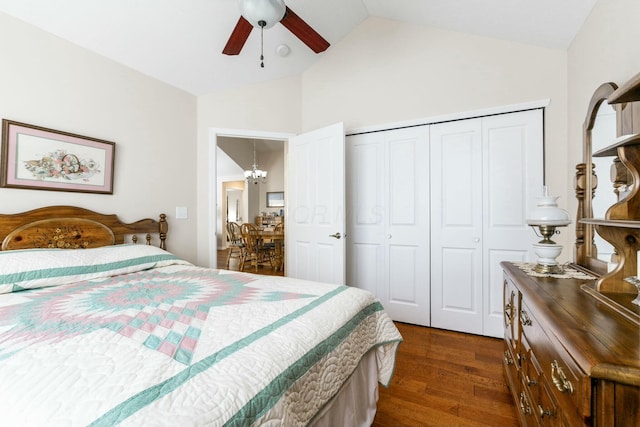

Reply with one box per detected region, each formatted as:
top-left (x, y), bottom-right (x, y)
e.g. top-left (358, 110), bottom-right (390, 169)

top-left (209, 128), bottom-right (294, 268)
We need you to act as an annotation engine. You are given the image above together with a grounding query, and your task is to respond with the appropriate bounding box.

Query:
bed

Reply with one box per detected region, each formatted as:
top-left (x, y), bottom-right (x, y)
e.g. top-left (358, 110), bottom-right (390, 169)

top-left (0, 206), bottom-right (402, 427)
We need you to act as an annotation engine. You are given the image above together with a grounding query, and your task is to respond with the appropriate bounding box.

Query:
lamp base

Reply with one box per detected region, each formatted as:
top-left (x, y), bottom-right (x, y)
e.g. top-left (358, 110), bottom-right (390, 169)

top-left (533, 263), bottom-right (565, 274)
top-left (532, 242), bottom-right (564, 275)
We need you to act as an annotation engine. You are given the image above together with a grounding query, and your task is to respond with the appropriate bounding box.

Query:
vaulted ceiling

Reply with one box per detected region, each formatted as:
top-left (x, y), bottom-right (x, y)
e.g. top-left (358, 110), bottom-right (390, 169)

top-left (0, 0), bottom-right (597, 96)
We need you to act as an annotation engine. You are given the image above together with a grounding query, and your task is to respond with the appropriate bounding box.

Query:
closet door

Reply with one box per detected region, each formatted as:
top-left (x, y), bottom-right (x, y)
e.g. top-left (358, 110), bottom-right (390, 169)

top-left (346, 126), bottom-right (430, 326)
top-left (430, 110), bottom-right (543, 337)
top-left (481, 110), bottom-right (543, 337)
top-left (430, 118), bottom-right (484, 334)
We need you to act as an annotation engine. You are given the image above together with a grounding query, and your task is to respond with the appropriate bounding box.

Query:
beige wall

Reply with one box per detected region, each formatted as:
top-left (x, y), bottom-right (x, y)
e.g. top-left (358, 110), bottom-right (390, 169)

top-left (302, 18), bottom-right (566, 134)
top-left (0, 12), bottom-right (198, 262)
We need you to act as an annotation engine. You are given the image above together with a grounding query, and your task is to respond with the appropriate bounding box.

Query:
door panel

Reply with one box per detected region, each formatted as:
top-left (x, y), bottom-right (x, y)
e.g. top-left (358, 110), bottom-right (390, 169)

top-left (482, 110), bottom-right (543, 337)
top-left (430, 118), bottom-right (483, 334)
top-left (346, 126), bottom-right (430, 326)
top-left (351, 243), bottom-right (381, 295)
top-left (431, 110), bottom-right (543, 337)
top-left (287, 123), bottom-right (345, 284)
top-left (388, 244), bottom-right (418, 302)
top-left (441, 247), bottom-right (477, 309)
top-left (389, 141), bottom-right (418, 225)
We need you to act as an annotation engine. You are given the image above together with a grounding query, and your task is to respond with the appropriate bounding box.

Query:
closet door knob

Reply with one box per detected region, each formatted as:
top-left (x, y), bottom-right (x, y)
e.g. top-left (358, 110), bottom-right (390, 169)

top-left (473, 237), bottom-right (480, 243)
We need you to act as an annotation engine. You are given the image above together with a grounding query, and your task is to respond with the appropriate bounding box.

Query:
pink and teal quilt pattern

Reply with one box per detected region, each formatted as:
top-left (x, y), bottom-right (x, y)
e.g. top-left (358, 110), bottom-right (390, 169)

top-left (0, 268), bottom-right (315, 365)
top-left (0, 255), bottom-right (402, 427)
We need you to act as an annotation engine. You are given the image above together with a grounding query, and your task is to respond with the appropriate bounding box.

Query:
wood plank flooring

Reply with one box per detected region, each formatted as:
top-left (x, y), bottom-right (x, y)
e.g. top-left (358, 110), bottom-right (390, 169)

top-left (217, 248), bottom-right (284, 276)
top-left (218, 249), bottom-right (518, 426)
top-left (373, 322), bottom-right (518, 427)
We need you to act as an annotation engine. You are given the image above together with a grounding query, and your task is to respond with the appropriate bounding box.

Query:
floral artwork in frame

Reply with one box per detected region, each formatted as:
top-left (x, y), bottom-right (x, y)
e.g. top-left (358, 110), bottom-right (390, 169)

top-left (0, 119), bottom-right (115, 194)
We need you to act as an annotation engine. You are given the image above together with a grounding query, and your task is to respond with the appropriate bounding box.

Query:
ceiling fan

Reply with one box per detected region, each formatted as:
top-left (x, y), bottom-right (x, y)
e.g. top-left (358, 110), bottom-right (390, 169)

top-left (222, 0), bottom-right (330, 59)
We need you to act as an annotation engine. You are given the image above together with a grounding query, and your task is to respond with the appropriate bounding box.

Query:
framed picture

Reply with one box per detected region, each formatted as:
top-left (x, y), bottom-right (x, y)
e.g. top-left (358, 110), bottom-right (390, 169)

top-left (1, 120), bottom-right (115, 194)
top-left (266, 191), bottom-right (284, 208)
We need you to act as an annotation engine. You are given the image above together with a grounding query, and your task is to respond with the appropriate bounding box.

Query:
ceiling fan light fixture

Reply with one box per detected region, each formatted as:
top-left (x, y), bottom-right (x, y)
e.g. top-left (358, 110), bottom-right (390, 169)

top-left (239, 0), bottom-right (286, 29)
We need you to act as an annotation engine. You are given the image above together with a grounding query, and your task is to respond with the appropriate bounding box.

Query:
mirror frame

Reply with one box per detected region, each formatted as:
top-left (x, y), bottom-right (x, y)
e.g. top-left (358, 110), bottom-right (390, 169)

top-left (575, 82), bottom-right (618, 275)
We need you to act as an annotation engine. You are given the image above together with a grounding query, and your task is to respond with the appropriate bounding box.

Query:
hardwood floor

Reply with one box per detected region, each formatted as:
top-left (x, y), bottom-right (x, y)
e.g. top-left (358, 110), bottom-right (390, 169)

top-left (373, 322), bottom-right (518, 427)
top-left (219, 249), bottom-right (517, 426)
top-left (217, 248), bottom-right (284, 276)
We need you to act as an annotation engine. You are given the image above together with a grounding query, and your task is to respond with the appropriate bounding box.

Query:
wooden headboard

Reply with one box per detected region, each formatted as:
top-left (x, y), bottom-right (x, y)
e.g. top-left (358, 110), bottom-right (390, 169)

top-left (0, 206), bottom-right (167, 251)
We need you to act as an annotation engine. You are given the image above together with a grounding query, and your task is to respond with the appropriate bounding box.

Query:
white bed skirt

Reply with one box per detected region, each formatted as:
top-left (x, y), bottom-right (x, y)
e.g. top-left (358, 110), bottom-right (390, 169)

top-left (309, 348), bottom-right (379, 427)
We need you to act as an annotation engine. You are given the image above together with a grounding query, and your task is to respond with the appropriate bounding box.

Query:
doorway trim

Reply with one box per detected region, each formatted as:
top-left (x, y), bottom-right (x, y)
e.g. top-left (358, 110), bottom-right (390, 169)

top-left (209, 128), bottom-right (294, 268)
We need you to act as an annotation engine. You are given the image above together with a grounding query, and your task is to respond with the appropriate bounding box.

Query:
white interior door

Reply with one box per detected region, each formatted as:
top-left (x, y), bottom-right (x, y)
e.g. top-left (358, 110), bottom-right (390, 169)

top-left (481, 110), bottom-right (543, 337)
top-left (287, 123), bottom-right (346, 284)
top-left (431, 110), bottom-right (544, 337)
top-left (430, 118), bottom-right (484, 335)
top-left (346, 127), bottom-right (430, 325)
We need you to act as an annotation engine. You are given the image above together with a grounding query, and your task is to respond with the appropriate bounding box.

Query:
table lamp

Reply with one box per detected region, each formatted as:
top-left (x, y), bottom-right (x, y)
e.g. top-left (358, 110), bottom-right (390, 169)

top-left (526, 186), bottom-right (571, 274)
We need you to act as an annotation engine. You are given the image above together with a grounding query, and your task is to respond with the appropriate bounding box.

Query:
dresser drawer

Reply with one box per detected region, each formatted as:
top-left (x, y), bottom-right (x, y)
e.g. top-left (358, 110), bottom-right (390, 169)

top-left (518, 375), bottom-right (541, 427)
top-left (519, 299), bottom-right (589, 426)
top-left (503, 277), bottom-right (519, 351)
top-left (520, 334), bottom-right (568, 427)
top-left (501, 262), bottom-right (640, 427)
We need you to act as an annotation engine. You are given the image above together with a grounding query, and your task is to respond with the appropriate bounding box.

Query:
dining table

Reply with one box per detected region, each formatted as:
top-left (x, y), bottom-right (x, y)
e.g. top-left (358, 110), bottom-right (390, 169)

top-left (258, 227), bottom-right (285, 271)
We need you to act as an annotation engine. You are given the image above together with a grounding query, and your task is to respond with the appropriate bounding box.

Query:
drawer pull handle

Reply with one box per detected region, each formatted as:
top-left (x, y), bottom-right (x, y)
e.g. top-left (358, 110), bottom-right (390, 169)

top-left (504, 302), bottom-right (512, 323)
top-left (525, 375), bottom-right (536, 386)
top-left (504, 290), bottom-right (515, 325)
top-left (519, 391), bottom-right (532, 415)
top-left (504, 350), bottom-right (514, 366)
top-left (538, 404), bottom-right (553, 419)
top-left (520, 309), bottom-right (532, 327)
top-left (551, 360), bottom-right (574, 394)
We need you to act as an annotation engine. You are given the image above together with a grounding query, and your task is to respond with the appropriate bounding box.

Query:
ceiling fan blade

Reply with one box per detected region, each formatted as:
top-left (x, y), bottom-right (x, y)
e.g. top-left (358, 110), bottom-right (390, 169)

top-left (222, 16), bottom-right (253, 55)
top-left (280, 6), bottom-right (330, 53)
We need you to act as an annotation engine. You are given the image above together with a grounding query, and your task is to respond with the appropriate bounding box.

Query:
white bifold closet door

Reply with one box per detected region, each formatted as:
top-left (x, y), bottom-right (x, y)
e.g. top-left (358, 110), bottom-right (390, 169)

top-left (346, 126), bottom-right (430, 326)
top-left (430, 109), bottom-right (543, 338)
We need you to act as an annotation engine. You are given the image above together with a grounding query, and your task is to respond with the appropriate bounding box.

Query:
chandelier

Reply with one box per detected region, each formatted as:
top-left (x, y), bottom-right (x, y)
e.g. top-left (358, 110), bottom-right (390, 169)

top-left (245, 140), bottom-right (268, 184)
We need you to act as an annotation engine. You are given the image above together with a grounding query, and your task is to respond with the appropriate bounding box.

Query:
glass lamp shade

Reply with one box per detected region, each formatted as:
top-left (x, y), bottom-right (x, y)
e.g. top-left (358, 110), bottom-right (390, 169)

top-left (239, 0), bottom-right (286, 29)
top-left (526, 195), bottom-right (571, 227)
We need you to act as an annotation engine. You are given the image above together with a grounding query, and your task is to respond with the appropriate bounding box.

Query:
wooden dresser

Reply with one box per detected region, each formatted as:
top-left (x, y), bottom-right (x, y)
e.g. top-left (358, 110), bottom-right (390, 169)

top-left (502, 262), bottom-right (639, 427)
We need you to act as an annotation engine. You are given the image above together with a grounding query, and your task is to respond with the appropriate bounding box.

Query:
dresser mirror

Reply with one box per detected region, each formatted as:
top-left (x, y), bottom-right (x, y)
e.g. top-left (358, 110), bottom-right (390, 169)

top-left (576, 82), bottom-right (618, 275)
top-left (591, 101), bottom-right (618, 263)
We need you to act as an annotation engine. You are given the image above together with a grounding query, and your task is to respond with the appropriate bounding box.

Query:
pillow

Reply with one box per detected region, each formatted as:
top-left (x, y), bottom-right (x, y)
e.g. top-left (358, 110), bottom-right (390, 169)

top-left (0, 244), bottom-right (192, 294)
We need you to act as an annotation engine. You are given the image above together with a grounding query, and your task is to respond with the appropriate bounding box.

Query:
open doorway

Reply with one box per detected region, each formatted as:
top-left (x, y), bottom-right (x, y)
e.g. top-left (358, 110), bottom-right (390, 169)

top-left (220, 181), bottom-right (246, 249)
top-left (211, 129), bottom-right (291, 272)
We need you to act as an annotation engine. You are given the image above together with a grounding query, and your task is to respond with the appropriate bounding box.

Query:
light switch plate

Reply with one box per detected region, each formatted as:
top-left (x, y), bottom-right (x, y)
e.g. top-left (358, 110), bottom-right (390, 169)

top-left (175, 206), bottom-right (188, 219)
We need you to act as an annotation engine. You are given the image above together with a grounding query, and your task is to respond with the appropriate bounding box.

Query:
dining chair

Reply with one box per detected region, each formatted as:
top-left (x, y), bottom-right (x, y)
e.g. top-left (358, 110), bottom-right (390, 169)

top-left (226, 222), bottom-right (245, 269)
top-left (240, 223), bottom-right (274, 271)
top-left (271, 223), bottom-right (284, 271)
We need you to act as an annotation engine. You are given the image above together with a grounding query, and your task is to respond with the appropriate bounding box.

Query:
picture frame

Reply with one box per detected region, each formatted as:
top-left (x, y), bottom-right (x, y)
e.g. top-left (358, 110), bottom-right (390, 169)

top-left (266, 191), bottom-right (284, 208)
top-left (1, 119), bottom-right (115, 194)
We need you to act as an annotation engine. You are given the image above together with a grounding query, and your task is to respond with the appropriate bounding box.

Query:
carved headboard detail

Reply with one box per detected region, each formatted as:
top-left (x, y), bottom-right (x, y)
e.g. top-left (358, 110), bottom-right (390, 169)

top-left (0, 206), bottom-right (167, 251)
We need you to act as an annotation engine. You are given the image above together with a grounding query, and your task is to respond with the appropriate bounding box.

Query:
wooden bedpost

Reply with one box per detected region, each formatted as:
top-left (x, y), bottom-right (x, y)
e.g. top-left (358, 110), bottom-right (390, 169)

top-left (159, 214), bottom-right (168, 250)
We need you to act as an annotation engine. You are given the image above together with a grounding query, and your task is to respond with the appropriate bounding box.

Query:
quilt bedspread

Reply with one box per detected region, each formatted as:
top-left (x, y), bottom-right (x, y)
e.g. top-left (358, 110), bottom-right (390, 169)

top-left (0, 247), bottom-right (401, 426)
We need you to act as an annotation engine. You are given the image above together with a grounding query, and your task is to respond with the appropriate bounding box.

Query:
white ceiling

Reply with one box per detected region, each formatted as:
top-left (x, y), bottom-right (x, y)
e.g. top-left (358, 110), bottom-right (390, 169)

top-left (0, 0), bottom-right (598, 96)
